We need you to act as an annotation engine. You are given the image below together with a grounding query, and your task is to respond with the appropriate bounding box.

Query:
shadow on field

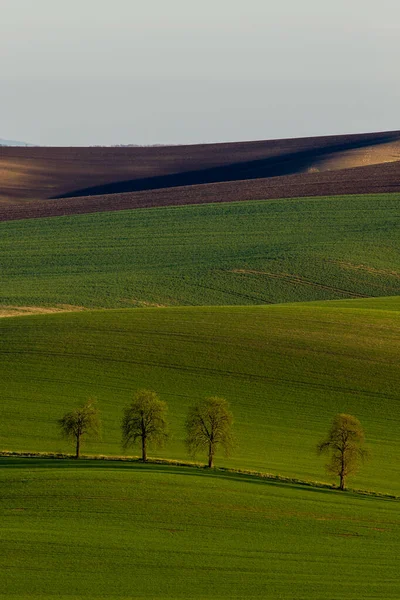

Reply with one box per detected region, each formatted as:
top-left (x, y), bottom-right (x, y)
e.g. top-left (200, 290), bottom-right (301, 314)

top-left (53, 133), bottom-right (400, 199)
top-left (1, 457), bottom-right (394, 501)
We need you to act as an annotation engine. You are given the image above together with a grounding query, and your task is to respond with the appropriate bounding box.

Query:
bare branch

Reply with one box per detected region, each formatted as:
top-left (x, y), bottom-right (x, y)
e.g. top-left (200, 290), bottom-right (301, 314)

top-left (121, 390), bottom-right (168, 461)
top-left (58, 399), bottom-right (101, 459)
top-left (185, 397), bottom-right (234, 468)
top-left (316, 413), bottom-right (369, 490)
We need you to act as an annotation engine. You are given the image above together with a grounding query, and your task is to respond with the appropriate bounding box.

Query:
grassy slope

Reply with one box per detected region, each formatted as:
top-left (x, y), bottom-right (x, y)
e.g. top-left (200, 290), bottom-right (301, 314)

top-left (1, 459), bottom-right (399, 600)
top-left (2, 187), bottom-right (399, 600)
top-left (1, 194), bottom-right (400, 308)
top-left (1, 299), bottom-right (399, 494)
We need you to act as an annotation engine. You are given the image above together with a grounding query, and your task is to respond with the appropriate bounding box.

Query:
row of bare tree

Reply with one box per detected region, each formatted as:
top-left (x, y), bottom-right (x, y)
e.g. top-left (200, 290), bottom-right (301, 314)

top-left (59, 391), bottom-right (368, 490)
top-left (59, 391), bottom-right (233, 469)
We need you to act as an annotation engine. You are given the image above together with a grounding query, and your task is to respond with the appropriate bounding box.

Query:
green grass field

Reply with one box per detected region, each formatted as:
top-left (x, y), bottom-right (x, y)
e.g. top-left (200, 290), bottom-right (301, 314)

top-left (1, 459), bottom-right (399, 600)
top-left (2, 298), bottom-right (399, 494)
top-left (1, 194), bottom-right (400, 308)
top-left (2, 193), bottom-right (400, 598)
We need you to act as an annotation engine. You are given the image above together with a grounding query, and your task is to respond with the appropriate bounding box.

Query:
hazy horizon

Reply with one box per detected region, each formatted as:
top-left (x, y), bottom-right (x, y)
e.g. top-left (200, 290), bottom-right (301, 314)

top-left (2, 0), bottom-right (400, 146)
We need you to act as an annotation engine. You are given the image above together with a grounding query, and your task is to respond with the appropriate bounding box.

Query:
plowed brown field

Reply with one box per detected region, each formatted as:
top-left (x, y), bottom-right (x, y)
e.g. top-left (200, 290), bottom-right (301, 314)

top-left (1, 130), bottom-right (400, 221)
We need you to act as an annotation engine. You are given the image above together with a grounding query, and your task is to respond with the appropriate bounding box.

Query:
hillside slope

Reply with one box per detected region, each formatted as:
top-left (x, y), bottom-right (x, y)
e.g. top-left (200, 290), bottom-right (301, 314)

top-left (1, 459), bottom-right (399, 600)
top-left (1, 195), bottom-right (400, 309)
top-left (1, 299), bottom-right (399, 493)
top-left (1, 131), bottom-right (400, 221)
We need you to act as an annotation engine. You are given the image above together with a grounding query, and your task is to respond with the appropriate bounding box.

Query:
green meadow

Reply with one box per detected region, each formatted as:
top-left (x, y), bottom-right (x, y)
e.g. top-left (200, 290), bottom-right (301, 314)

top-left (1, 299), bottom-right (399, 494)
top-left (1, 193), bottom-right (400, 599)
top-left (1, 194), bottom-right (400, 308)
top-left (1, 459), bottom-right (399, 600)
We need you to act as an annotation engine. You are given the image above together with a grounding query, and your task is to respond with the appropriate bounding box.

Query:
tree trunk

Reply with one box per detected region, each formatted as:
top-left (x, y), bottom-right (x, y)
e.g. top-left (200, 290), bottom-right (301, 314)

top-left (339, 451), bottom-right (346, 490)
top-left (75, 434), bottom-right (80, 459)
top-left (208, 442), bottom-right (214, 468)
top-left (142, 435), bottom-right (147, 462)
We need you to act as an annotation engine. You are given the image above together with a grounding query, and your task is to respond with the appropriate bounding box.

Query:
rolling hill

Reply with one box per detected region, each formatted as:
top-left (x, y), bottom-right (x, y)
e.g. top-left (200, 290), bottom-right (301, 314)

top-left (1, 195), bottom-right (399, 310)
top-left (1, 298), bottom-right (399, 494)
top-left (1, 458), bottom-right (399, 600)
top-left (1, 130), bottom-right (400, 222)
top-left (2, 130), bottom-right (400, 599)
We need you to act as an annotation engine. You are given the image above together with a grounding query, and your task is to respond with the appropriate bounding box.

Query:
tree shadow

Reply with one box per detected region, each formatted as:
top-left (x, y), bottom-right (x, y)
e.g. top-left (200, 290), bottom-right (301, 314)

top-left (1, 456), bottom-right (396, 502)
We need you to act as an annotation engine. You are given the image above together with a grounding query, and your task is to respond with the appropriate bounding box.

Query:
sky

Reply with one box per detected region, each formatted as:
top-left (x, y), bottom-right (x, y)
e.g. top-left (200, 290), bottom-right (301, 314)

top-left (1, 0), bottom-right (399, 146)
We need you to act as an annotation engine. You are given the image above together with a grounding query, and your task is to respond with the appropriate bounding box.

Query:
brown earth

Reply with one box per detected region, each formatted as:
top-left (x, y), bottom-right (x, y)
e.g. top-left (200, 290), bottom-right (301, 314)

top-left (1, 130), bottom-right (400, 221)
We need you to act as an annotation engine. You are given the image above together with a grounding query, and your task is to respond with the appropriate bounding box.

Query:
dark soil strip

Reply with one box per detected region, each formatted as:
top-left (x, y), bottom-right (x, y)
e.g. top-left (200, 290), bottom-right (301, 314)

top-left (51, 132), bottom-right (400, 199)
top-left (1, 160), bottom-right (400, 222)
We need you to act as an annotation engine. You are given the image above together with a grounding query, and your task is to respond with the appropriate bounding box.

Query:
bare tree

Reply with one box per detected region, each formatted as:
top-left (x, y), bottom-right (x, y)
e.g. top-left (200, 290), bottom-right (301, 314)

top-left (317, 413), bottom-right (369, 490)
top-left (121, 389), bottom-right (168, 462)
top-left (58, 399), bottom-right (101, 459)
top-left (185, 396), bottom-right (234, 468)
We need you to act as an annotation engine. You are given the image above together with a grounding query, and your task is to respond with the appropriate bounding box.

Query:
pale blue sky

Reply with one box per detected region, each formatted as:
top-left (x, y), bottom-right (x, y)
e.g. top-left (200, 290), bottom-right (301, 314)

top-left (1, 0), bottom-right (399, 145)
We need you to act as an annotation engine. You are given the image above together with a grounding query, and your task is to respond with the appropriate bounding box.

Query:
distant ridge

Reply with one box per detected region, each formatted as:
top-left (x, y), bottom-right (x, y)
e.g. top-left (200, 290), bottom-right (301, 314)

top-left (0, 138), bottom-right (35, 147)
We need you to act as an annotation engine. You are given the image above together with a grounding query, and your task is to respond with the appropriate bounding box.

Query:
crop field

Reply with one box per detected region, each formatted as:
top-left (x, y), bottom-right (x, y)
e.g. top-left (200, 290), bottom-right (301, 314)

top-left (1, 459), bottom-right (399, 600)
top-left (1, 299), bottom-right (399, 494)
top-left (1, 141), bottom-right (400, 599)
top-left (1, 132), bottom-right (400, 225)
top-left (2, 131), bottom-right (399, 203)
top-left (3, 160), bottom-right (400, 223)
top-left (1, 194), bottom-right (400, 309)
